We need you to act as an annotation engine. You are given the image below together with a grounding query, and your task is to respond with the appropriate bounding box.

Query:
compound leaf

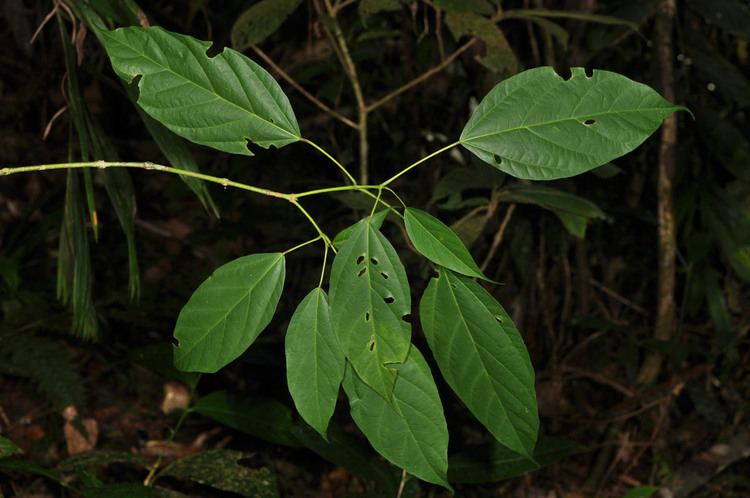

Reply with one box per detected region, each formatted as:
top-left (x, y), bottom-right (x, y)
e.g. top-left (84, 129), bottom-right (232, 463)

top-left (173, 253), bottom-right (285, 373)
top-left (102, 26), bottom-right (300, 156)
top-left (420, 269), bottom-right (538, 457)
top-left (404, 208), bottom-right (488, 280)
top-left (329, 219), bottom-right (411, 400)
top-left (285, 288), bottom-right (345, 438)
top-left (343, 346), bottom-right (450, 489)
top-left (460, 67), bottom-right (686, 180)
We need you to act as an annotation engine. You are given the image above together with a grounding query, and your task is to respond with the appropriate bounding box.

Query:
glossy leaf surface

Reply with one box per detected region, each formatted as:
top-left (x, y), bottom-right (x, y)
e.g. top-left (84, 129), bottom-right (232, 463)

top-left (102, 27), bottom-right (300, 156)
top-left (460, 67), bottom-right (685, 180)
top-left (173, 253), bottom-right (285, 373)
top-left (342, 346), bottom-right (450, 489)
top-left (285, 288), bottom-right (345, 438)
top-left (420, 269), bottom-right (538, 457)
top-left (332, 210), bottom-right (388, 249)
top-left (329, 220), bottom-right (411, 399)
top-left (404, 207), bottom-right (488, 280)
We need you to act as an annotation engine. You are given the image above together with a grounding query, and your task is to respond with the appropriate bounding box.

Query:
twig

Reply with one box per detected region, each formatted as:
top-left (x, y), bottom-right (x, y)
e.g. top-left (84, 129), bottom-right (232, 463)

top-left (480, 204), bottom-right (516, 272)
top-left (366, 38), bottom-right (476, 113)
top-left (588, 277), bottom-right (648, 316)
top-left (251, 45), bottom-right (358, 130)
top-left (320, 1), bottom-right (370, 184)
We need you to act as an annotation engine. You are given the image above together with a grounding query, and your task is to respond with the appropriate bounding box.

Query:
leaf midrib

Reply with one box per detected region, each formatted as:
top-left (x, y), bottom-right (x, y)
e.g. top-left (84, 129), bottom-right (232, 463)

top-left (439, 272), bottom-right (528, 453)
top-left (407, 210), bottom-right (480, 276)
top-left (110, 30), bottom-right (300, 142)
top-left (175, 255), bottom-right (283, 361)
top-left (461, 107), bottom-right (675, 144)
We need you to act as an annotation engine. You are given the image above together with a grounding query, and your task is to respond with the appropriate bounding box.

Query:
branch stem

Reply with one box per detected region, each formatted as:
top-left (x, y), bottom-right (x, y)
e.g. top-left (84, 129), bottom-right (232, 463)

top-left (252, 45), bottom-right (358, 130)
top-left (381, 141), bottom-right (460, 186)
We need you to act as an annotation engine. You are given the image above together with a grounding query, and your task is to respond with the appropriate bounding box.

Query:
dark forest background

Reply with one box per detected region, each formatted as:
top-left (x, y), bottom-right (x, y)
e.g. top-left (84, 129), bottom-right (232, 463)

top-left (0, 0), bottom-right (749, 496)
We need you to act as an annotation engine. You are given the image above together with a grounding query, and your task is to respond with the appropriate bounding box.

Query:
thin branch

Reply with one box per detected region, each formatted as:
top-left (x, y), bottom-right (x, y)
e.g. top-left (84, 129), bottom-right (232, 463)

top-left (251, 45), bottom-right (358, 130)
top-left (480, 204), bottom-right (516, 272)
top-left (366, 38), bottom-right (476, 113)
top-left (588, 277), bottom-right (648, 316)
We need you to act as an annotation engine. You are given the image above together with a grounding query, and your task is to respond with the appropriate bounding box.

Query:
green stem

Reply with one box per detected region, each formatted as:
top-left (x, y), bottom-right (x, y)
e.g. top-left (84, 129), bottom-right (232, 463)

top-left (144, 376), bottom-right (201, 486)
top-left (284, 236), bottom-right (322, 255)
top-left (380, 141), bottom-right (460, 186)
top-left (302, 138), bottom-right (357, 185)
top-left (318, 244), bottom-right (329, 288)
top-left (0, 162), bottom-right (291, 200)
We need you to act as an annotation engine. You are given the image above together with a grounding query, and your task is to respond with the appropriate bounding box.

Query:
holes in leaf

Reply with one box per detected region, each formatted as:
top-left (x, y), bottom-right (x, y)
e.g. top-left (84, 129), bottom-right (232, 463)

top-left (368, 340), bottom-right (376, 352)
top-left (205, 42), bottom-right (224, 58)
top-left (560, 68), bottom-right (573, 81)
top-left (370, 257), bottom-right (379, 265)
top-left (494, 314), bottom-right (504, 324)
top-left (401, 314), bottom-right (412, 323)
top-left (356, 255), bottom-right (365, 265)
top-left (380, 271), bottom-right (389, 280)
top-left (357, 267), bottom-right (367, 277)
top-left (171, 338), bottom-right (180, 347)
top-left (493, 154), bottom-right (503, 165)
top-left (585, 67), bottom-right (594, 78)
top-left (365, 312), bottom-right (371, 321)
top-left (384, 296), bottom-right (395, 304)
top-left (584, 119), bottom-right (596, 126)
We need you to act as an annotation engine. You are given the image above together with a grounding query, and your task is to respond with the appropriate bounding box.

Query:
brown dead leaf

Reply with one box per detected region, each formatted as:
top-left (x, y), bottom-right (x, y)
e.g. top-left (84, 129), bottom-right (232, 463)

top-left (161, 381), bottom-right (191, 414)
top-left (62, 405), bottom-right (98, 456)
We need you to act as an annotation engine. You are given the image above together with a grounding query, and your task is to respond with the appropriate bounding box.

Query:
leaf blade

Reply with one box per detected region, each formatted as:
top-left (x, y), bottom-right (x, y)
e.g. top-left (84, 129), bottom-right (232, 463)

top-left (173, 253), bottom-right (285, 373)
top-left (420, 269), bottom-right (538, 457)
top-left (460, 67), bottom-right (686, 180)
top-left (343, 346), bottom-right (451, 489)
top-left (405, 207), bottom-right (488, 280)
top-left (285, 288), bottom-right (345, 438)
top-left (101, 26), bottom-right (300, 156)
top-left (329, 220), bottom-right (412, 399)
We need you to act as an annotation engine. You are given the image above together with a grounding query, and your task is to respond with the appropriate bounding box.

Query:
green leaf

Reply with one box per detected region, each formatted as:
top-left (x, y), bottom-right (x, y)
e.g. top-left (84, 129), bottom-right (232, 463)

top-left (448, 437), bottom-right (581, 483)
top-left (0, 436), bottom-right (21, 458)
top-left (173, 253), bottom-right (285, 373)
top-left (57, 171), bottom-right (98, 339)
top-left (285, 288), bottom-right (345, 438)
top-left (500, 185), bottom-right (606, 238)
top-left (460, 67), bottom-right (686, 180)
top-left (420, 269), bottom-right (538, 457)
top-left (622, 486), bottom-right (659, 498)
top-left (329, 220), bottom-right (411, 400)
top-left (450, 207), bottom-right (489, 248)
top-left (342, 346), bottom-right (451, 489)
top-left (101, 26), bottom-right (300, 156)
top-left (193, 391), bottom-right (301, 447)
top-left (404, 208), bottom-right (488, 280)
top-left (446, 12), bottom-right (518, 74)
top-left (160, 449), bottom-right (279, 498)
top-left (231, 0), bottom-right (304, 51)
top-left (131, 93), bottom-right (219, 217)
top-left (0, 459), bottom-right (61, 483)
top-left (128, 343), bottom-right (200, 387)
top-left (332, 210), bottom-right (389, 249)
